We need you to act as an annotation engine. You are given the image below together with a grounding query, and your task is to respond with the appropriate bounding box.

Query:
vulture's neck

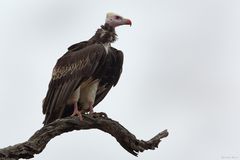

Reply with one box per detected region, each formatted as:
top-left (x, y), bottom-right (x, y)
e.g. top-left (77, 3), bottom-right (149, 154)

top-left (89, 23), bottom-right (117, 45)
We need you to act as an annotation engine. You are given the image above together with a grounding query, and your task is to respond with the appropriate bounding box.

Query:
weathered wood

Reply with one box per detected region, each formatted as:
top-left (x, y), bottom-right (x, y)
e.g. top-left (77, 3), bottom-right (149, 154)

top-left (0, 113), bottom-right (168, 160)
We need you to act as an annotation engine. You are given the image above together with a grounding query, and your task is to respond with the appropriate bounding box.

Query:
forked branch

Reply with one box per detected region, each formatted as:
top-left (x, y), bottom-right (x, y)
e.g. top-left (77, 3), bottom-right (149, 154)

top-left (0, 113), bottom-right (168, 160)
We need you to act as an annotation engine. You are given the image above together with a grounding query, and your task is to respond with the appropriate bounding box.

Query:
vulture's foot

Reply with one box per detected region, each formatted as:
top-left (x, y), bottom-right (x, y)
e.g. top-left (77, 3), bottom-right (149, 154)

top-left (71, 102), bottom-right (83, 121)
top-left (92, 112), bottom-right (108, 118)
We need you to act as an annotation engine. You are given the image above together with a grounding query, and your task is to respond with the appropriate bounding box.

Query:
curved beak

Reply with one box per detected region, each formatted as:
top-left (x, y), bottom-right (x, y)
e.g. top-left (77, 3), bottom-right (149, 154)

top-left (123, 18), bottom-right (132, 26)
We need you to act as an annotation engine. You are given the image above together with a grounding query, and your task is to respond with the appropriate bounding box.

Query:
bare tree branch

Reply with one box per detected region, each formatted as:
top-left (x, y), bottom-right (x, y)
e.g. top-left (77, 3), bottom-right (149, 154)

top-left (0, 112), bottom-right (168, 160)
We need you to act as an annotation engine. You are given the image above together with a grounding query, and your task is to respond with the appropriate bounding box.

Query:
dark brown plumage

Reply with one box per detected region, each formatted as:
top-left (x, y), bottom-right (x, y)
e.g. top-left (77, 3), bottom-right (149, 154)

top-left (42, 13), bottom-right (130, 125)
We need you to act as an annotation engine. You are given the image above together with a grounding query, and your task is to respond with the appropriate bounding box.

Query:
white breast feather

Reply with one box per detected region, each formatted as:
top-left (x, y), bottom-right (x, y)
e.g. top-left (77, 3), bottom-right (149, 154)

top-left (102, 43), bottom-right (110, 54)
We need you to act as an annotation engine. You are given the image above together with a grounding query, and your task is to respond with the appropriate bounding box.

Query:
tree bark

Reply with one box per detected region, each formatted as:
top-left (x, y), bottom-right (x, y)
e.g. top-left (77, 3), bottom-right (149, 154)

top-left (0, 112), bottom-right (168, 160)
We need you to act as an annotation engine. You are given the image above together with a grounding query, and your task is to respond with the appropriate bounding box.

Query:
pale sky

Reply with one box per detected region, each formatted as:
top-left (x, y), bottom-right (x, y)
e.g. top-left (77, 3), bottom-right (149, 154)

top-left (0, 0), bottom-right (240, 160)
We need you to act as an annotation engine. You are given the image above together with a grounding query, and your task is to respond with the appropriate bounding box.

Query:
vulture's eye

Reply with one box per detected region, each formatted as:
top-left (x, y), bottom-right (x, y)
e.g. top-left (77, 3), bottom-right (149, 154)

top-left (115, 16), bottom-right (122, 20)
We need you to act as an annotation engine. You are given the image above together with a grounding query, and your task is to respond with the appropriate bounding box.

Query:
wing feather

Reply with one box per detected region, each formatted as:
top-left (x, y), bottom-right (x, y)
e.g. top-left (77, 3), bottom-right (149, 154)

top-left (43, 43), bottom-right (106, 125)
top-left (94, 47), bottom-right (124, 107)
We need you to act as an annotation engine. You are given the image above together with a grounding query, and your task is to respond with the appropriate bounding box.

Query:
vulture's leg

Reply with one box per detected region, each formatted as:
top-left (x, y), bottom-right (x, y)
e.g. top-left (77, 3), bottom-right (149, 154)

top-left (88, 80), bottom-right (99, 115)
top-left (89, 101), bottom-right (94, 115)
top-left (71, 102), bottom-right (83, 121)
top-left (79, 79), bottom-right (99, 117)
top-left (67, 86), bottom-right (83, 120)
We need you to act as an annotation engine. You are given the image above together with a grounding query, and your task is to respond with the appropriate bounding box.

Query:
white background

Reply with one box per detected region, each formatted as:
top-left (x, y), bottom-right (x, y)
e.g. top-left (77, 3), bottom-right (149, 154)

top-left (0, 0), bottom-right (240, 159)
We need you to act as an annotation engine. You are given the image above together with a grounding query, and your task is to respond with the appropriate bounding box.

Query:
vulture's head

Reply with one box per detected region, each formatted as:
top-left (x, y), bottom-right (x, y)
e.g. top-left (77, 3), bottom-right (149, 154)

top-left (105, 12), bottom-right (132, 28)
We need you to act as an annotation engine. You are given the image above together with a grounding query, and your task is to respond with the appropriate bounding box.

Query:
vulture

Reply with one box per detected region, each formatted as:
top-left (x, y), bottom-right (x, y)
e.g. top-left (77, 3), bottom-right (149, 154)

top-left (42, 13), bottom-right (131, 125)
